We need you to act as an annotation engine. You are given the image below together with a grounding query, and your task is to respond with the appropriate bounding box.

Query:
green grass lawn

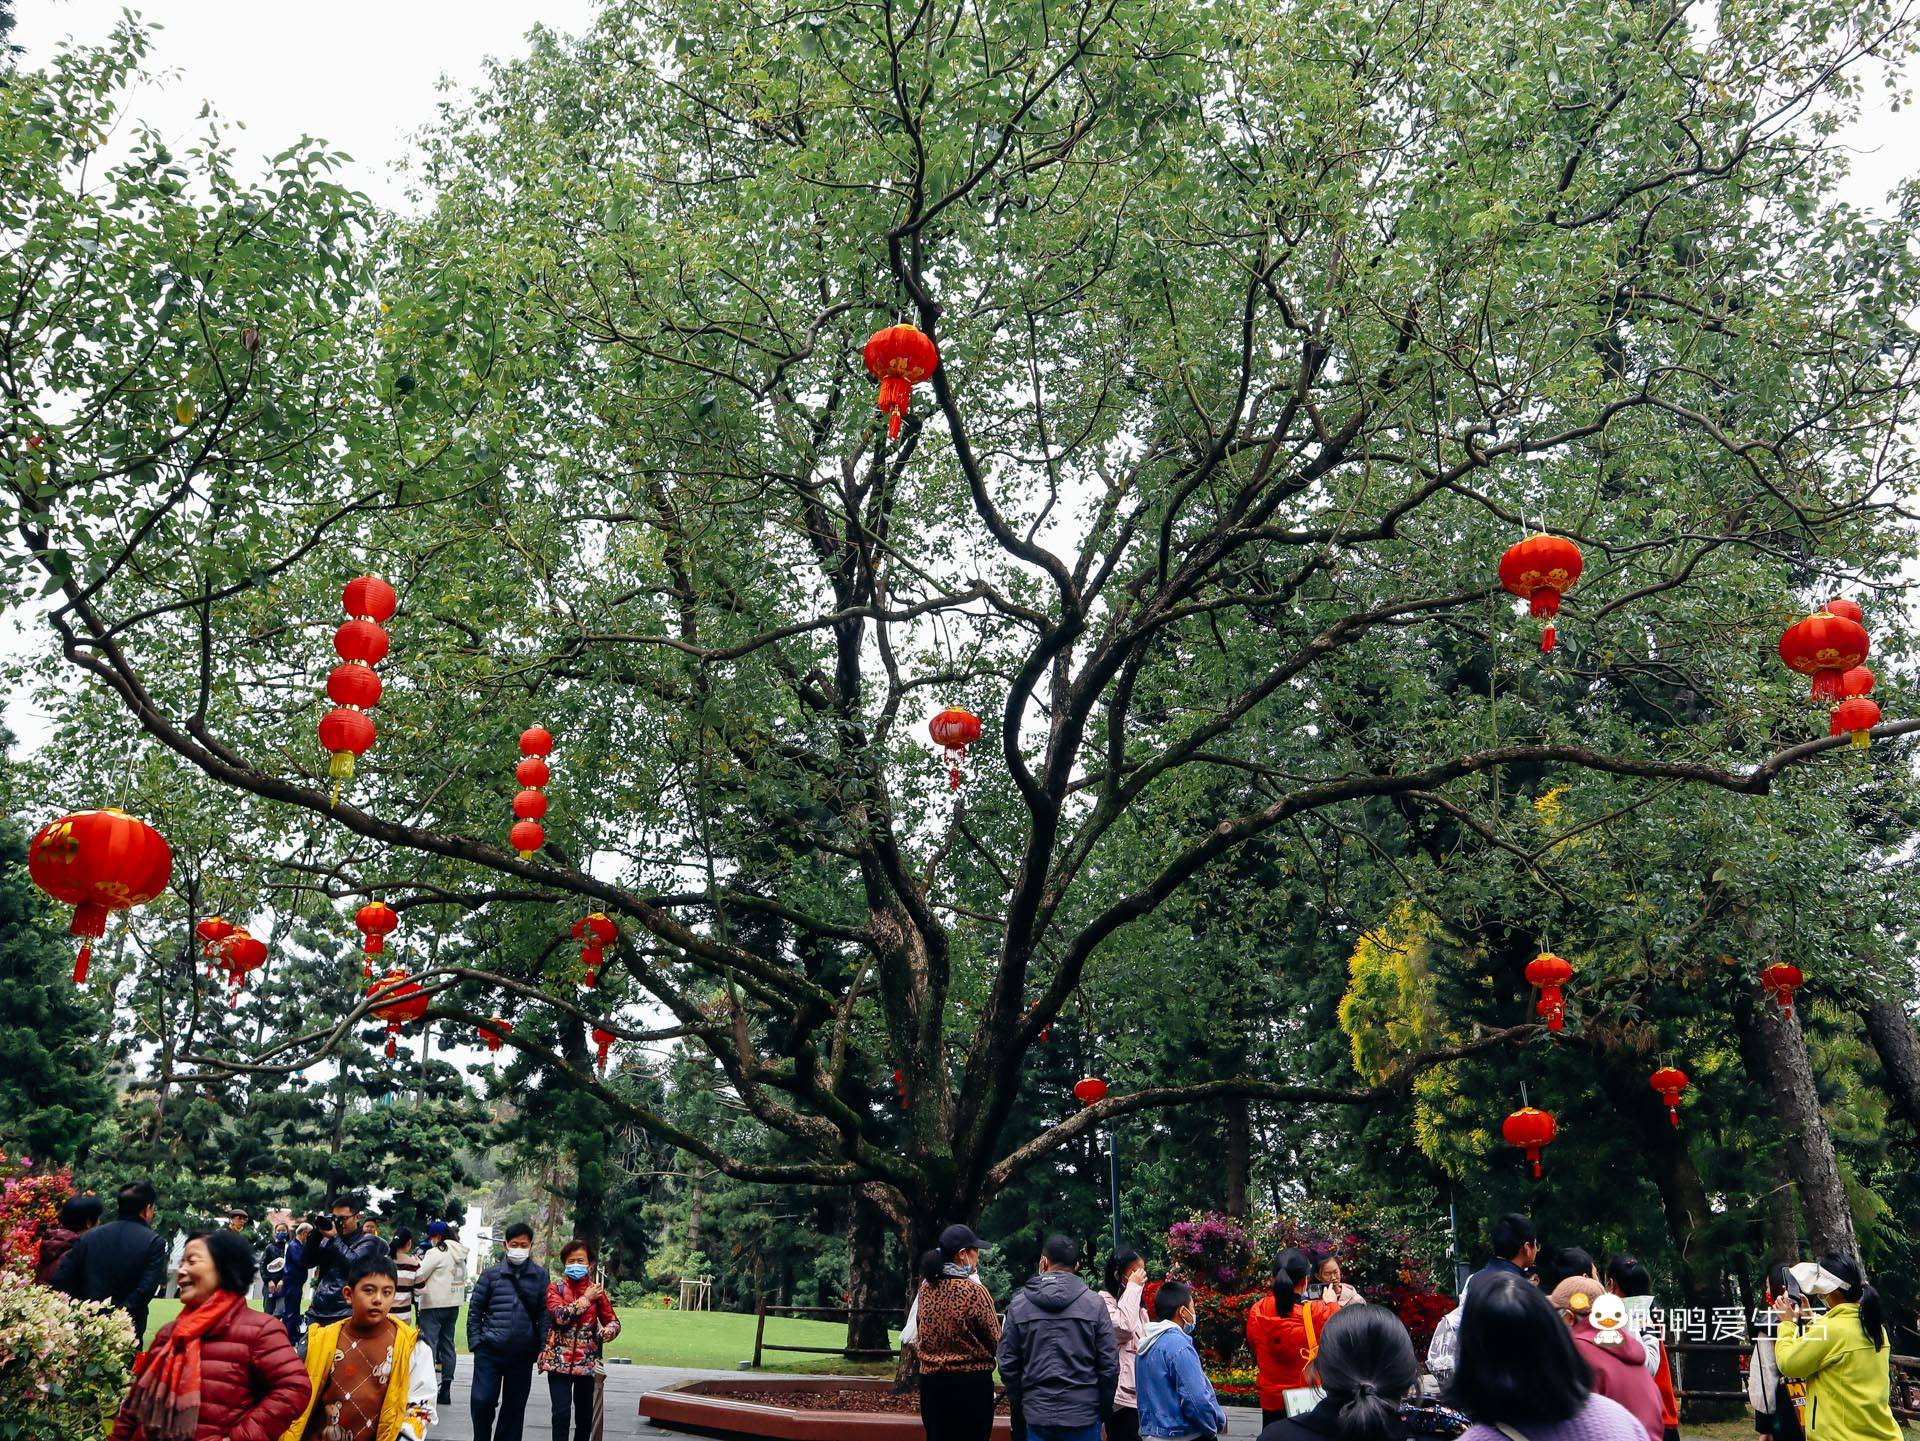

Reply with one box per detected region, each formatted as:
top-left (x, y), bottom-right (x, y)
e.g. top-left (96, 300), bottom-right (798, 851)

top-left (143, 1299), bottom-right (893, 1374)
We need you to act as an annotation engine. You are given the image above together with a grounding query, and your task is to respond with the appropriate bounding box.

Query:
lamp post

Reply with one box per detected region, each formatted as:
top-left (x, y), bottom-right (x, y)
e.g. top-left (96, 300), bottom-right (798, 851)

top-left (1073, 1077), bottom-right (1120, 1252)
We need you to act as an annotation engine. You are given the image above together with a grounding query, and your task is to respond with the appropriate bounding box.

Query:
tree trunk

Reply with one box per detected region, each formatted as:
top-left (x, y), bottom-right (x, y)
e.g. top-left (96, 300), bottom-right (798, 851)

top-left (686, 1165), bottom-right (705, 1253)
top-left (1223, 1095), bottom-right (1251, 1220)
top-left (847, 1189), bottom-right (894, 1355)
top-left (1860, 992), bottom-right (1920, 1136)
top-left (1733, 993), bottom-right (1858, 1256)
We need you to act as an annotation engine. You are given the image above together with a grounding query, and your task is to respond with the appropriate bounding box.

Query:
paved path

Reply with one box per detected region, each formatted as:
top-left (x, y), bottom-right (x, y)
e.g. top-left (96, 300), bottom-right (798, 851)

top-left (429, 1364), bottom-right (1273, 1438)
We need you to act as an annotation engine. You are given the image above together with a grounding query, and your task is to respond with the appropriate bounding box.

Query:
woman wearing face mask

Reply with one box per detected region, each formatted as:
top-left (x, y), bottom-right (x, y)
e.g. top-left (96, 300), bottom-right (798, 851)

top-left (1774, 1255), bottom-right (1902, 1441)
top-left (110, 1229), bottom-right (312, 1441)
top-left (912, 1224), bottom-right (1001, 1441)
top-left (540, 1239), bottom-right (620, 1441)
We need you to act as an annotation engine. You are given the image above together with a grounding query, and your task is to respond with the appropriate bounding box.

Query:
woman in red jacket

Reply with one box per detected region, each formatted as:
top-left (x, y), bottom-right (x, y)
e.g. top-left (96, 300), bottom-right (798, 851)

top-left (540, 1237), bottom-right (622, 1441)
top-left (111, 1229), bottom-right (312, 1441)
top-left (1245, 1248), bottom-right (1343, 1428)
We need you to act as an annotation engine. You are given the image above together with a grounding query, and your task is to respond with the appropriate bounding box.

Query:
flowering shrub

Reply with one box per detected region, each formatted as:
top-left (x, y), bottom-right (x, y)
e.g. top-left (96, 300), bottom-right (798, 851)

top-left (1166, 1212), bottom-right (1257, 1290)
top-left (1191, 1285), bottom-right (1264, 1369)
top-left (0, 1152), bottom-right (72, 1278)
top-left (0, 1282), bottom-right (136, 1439)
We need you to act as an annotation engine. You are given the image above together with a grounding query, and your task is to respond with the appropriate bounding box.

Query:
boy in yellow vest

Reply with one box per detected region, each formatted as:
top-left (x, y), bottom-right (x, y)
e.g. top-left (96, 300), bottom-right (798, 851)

top-left (282, 1253), bottom-right (438, 1441)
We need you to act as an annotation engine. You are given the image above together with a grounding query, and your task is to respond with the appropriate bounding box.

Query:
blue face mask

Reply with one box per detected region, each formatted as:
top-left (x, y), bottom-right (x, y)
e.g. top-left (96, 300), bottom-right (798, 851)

top-left (564, 1263), bottom-right (590, 1281)
top-left (1181, 1318), bottom-right (1196, 1335)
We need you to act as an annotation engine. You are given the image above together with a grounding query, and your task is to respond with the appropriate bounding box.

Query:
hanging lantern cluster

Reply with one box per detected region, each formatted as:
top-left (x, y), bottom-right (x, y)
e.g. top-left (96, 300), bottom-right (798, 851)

top-left (355, 901), bottom-right (399, 980)
top-left (1649, 1065), bottom-right (1690, 1127)
top-left (1761, 962), bottom-right (1804, 1016)
top-left (217, 929), bottom-right (268, 1008)
top-left (863, 324), bottom-right (940, 439)
top-left (928, 706), bottom-right (983, 791)
top-left (592, 1025), bottom-right (616, 1076)
top-left (320, 575), bottom-right (396, 804)
top-left (573, 912), bottom-right (617, 988)
top-left (477, 1017), bottom-right (512, 1053)
top-left (1778, 600), bottom-right (1870, 706)
top-left (197, 916), bottom-right (236, 980)
top-left (511, 727), bottom-right (553, 859)
top-left (366, 970), bottom-right (429, 1059)
top-left (1502, 1105), bottom-right (1558, 1179)
top-left (28, 808), bottom-right (174, 984)
top-left (1498, 535), bottom-right (1584, 653)
top-left (1524, 952), bottom-right (1574, 1033)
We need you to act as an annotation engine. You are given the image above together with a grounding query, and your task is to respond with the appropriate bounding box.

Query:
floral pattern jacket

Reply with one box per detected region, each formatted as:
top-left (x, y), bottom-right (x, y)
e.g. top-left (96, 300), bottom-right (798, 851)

top-left (540, 1277), bottom-right (620, 1377)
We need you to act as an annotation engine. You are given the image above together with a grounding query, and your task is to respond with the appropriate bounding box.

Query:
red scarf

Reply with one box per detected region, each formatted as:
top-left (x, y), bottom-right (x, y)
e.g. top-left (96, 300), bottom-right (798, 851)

top-left (121, 1288), bottom-right (243, 1440)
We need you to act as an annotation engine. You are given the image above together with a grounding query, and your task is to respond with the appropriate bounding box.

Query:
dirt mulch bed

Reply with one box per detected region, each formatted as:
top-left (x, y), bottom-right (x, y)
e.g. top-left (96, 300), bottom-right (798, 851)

top-left (708, 1386), bottom-right (1010, 1414)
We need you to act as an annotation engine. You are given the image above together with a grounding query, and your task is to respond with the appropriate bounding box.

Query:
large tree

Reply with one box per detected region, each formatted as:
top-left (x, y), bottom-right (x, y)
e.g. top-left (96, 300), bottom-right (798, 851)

top-left (7, 0), bottom-right (1920, 1252)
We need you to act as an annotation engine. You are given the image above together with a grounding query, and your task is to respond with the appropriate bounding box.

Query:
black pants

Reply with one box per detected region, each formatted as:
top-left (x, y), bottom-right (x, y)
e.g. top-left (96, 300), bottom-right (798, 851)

top-left (470, 1348), bottom-right (535, 1441)
top-left (1106, 1407), bottom-right (1141, 1441)
top-left (548, 1372), bottom-right (596, 1441)
top-left (920, 1369), bottom-right (997, 1441)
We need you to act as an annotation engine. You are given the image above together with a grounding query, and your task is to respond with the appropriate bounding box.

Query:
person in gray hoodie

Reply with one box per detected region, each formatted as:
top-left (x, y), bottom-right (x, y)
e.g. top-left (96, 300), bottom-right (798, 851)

top-left (996, 1234), bottom-right (1120, 1441)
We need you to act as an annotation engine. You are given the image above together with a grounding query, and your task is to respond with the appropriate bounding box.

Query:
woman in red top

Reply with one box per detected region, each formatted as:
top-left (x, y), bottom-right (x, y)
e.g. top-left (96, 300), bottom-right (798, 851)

top-left (540, 1237), bottom-right (622, 1441)
top-left (110, 1229), bottom-right (312, 1441)
top-left (1245, 1248), bottom-right (1343, 1428)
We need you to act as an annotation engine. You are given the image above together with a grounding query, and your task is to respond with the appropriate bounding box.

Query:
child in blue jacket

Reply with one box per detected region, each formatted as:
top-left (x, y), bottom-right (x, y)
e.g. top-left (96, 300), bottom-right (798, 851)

top-left (1136, 1281), bottom-right (1228, 1441)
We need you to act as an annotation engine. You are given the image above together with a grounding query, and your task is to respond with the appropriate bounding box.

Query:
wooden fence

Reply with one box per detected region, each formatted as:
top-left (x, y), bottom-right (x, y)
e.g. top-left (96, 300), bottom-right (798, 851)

top-left (1668, 1341), bottom-right (1920, 1423)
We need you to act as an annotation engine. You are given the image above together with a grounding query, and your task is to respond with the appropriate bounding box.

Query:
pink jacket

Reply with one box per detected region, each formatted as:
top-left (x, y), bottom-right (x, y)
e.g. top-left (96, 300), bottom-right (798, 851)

top-left (1103, 1281), bottom-right (1148, 1410)
top-left (1572, 1322), bottom-right (1665, 1441)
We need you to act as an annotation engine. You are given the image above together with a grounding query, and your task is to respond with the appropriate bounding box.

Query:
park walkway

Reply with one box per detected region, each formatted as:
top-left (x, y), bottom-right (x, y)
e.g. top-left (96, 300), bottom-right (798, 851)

top-left (428, 1363), bottom-right (1275, 1438)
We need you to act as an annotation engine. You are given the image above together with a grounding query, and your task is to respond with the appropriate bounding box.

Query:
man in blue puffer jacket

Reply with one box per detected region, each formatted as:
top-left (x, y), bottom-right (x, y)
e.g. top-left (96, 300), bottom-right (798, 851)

top-left (1137, 1281), bottom-right (1227, 1441)
top-left (466, 1221), bottom-right (551, 1441)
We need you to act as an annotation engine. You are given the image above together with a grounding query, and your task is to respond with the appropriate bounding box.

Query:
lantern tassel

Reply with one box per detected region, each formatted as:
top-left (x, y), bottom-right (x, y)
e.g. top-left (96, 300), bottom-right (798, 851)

top-left (876, 376), bottom-right (912, 438)
top-left (1852, 728), bottom-right (1871, 749)
top-left (1668, 1108), bottom-right (1680, 1128)
top-left (72, 944), bottom-right (91, 985)
top-left (1540, 624), bottom-right (1556, 653)
top-left (386, 1030), bottom-right (397, 1059)
top-left (948, 764), bottom-right (962, 790)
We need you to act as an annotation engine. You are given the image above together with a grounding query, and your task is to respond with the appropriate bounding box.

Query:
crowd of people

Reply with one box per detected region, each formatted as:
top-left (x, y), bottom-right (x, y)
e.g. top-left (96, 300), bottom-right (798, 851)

top-left (30, 1180), bottom-right (624, 1441)
top-left (905, 1211), bottom-right (1910, 1441)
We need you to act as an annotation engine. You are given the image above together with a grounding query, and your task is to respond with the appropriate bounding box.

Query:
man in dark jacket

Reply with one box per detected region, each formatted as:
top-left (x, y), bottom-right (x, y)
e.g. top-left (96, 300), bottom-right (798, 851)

top-left (997, 1233), bottom-right (1119, 1441)
top-left (466, 1221), bottom-right (551, 1441)
top-left (303, 1196), bottom-right (389, 1327)
top-left (51, 1180), bottom-right (168, 1341)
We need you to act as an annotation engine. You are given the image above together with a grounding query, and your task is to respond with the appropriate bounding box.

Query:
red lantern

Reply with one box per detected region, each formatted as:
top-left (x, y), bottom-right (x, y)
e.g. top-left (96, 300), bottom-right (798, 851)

top-left (1649, 1066), bottom-right (1690, 1127)
top-left (1839, 665), bottom-right (1875, 698)
top-left (509, 820), bottom-right (545, 860)
top-left (1498, 535), bottom-right (1584, 653)
top-left (863, 324), bottom-right (940, 439)
top-left (326, 663), bottom-right (383, 710)
top-left (367, 971), bottom-right (430, 1058)
top-left (1524, 953), bottom-right (1574, 1033)
top-left (478, 1017), bottom-right (512, 1053)
top-left (318, 707), bottom-right (377, 804)
top-left (28, 808), bottom-right (174, 984)
top-left (1073, 1076), bottom-right (1109, 1106)
top-left (1779, 611), bottom-right (1870, 703)
top-left (514, 756), bottom-right (550, 788)
top-left (1501, 1106), bottom-right (1558, 1179)
top-left (1761, 963), bottom-right (1804, 1016)
top-left (573, 913), bottom-right (618, 987)
top-left (355, 900), bottom-right (399, 979)
top-left (929, 706), bottom-right (984, 791)
top-left (219, 930), bottom-right (269, 1007)
top-left (196, 915), bottom-right (236, 957)
top-left (1830, 697), bottom-right (1882, 749)
top-left (1824, 598), bottom-right (1865, 625)
top-left (342, 575), bottom-right (398, 623)
top-left (592, 1026), bottom-right (615, 1076)
top-left (333, 618), bottom-right (391, 667)
top-left (520, 727), bottom-right (554, 757)
top-left (512, 789), bottom-right (548, 820)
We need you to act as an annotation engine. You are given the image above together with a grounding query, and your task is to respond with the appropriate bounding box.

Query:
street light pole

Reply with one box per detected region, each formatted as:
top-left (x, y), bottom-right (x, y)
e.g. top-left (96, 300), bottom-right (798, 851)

top-left (1106, 1123), bottom-right (1121, 1254)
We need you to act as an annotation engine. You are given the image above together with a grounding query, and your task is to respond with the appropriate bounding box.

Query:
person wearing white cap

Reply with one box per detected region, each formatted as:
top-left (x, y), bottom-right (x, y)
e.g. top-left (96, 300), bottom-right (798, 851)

top-left (1773, 1254), bottom-right (1901, 1441)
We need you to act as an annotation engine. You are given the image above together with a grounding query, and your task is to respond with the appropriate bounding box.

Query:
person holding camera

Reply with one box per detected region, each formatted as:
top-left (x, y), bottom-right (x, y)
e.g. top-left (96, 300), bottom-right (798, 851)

top-left (304, 1198), bottom-right (390, 1329)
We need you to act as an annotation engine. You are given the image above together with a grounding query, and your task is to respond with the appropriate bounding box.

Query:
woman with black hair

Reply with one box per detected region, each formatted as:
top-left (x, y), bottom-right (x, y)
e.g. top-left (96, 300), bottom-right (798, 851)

top-left (1774, 1255), bottom-right (1902, 1441)
top-left (1248, 1248), bottom-right (1345, 1428)
top-left (1445, 1272), bottom-right (1646, 1441)
top-left (912, 1224), bottom-right (1001, 1441)
top-left (110, 1229), bottom-right (312, 1441)
top-left (1103, 1247), bottom-right (1149, 1441)
top-left (1256, 1304), bottom-right (1417, 1441)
